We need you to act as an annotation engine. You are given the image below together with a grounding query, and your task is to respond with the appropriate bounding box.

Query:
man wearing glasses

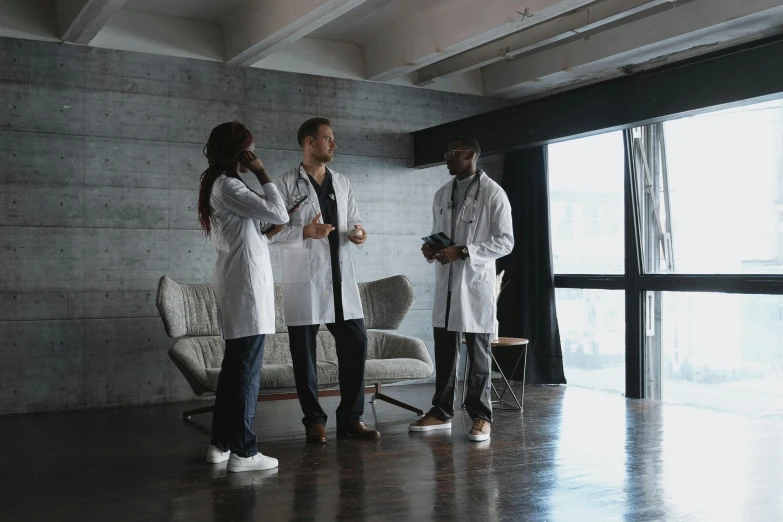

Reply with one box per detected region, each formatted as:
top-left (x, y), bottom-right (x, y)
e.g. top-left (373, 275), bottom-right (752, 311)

top-left (410, 138), bottom-right (514, 442)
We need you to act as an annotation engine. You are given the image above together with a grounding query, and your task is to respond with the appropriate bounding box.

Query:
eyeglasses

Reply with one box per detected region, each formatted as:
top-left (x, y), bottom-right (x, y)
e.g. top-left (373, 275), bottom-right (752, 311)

top-left (444, 149), bottom-right (471, 160)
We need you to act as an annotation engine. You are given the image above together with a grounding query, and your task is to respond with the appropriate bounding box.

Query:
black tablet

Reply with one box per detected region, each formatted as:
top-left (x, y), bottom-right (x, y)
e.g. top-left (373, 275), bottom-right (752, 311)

top-left (422, 232), bottom-right (455, 249)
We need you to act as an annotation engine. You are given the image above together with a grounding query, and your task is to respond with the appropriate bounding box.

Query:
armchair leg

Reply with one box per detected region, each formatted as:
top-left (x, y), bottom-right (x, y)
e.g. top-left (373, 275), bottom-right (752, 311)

top-left (183, 405), bottom-right (215, 420)
top-left (370, 383), bottom-right (424, 416)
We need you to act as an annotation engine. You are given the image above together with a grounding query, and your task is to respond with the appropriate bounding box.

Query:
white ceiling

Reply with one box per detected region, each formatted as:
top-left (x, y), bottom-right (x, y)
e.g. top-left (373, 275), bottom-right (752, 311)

top-left (1, 0), bottom-right (782, 99)
top-left (308, 0), bottom-right (443, 43)
top-left (122, 0), bottom-right (245, 23)
top-left (123, 0), bottom-right (444, 44)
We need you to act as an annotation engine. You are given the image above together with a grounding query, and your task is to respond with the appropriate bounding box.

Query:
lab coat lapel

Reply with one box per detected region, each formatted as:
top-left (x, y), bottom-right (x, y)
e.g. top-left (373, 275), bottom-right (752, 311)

top-left (330, 169), bottom-right (346, 229)
top-left (298, 165), bottom-right (323, 223)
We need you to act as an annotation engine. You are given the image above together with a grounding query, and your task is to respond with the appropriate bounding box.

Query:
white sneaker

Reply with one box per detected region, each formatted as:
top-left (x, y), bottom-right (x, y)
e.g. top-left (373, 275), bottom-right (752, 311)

top-left (227, 453), bottom-right (279, 473)
top-left (206, 445), bottom-right (230, 464)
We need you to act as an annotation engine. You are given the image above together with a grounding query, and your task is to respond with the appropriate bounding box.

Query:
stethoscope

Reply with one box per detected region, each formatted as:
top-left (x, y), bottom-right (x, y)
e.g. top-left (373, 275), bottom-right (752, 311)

top-left (448, 170), bottom-right (482, 224)
top-left (295, 163), bottom-right (336, 215)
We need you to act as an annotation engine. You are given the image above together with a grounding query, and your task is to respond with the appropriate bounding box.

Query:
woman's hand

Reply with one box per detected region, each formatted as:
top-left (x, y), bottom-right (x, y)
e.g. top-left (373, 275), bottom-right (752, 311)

top-left (240, 151), bottom-right (272, 184)
top-left (240, 151), bottom-right (264, 173)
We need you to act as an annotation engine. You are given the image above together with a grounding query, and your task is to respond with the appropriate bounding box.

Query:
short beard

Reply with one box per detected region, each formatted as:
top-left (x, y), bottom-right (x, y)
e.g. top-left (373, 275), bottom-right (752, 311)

top-left (314, 151), bottom-right (334, 163)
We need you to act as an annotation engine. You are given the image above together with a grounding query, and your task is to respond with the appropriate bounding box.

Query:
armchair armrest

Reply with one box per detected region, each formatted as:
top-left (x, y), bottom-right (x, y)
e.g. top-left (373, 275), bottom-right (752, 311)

top-left (369, 331), bottom-right (433, 368)
top-left (169, 336), bottom-right (224, 396)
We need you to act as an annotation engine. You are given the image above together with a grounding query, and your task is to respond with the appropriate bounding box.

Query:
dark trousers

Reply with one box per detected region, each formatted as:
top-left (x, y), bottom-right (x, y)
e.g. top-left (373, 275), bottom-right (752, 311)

top-left (211, 334), bottom-right (266, 458)
top-left (428, 292), bottom-right (493, 423)
top-left (288, 283), bottom-right (368, 428)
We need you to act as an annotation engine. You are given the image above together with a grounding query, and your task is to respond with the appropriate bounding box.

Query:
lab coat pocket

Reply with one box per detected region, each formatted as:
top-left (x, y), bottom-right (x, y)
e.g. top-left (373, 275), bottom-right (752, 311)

top-left (283, 250), bottom-right (311, 283)
top-left (465, 263), bottom-right (493, 290)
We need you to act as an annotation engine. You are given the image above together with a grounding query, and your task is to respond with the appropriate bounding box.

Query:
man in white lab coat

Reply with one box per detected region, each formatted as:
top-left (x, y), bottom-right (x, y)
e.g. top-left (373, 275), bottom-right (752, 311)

top-left (267, 118), bottom-right (380, 443)
top-left (409, 137), bottom-right (514, 442)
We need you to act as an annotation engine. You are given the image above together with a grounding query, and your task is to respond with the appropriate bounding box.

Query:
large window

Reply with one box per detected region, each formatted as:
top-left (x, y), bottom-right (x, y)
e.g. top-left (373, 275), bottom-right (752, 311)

top-left (551, 97), bottom-right (783, 411)
top-left (632, 99), bottom-right (783, 412)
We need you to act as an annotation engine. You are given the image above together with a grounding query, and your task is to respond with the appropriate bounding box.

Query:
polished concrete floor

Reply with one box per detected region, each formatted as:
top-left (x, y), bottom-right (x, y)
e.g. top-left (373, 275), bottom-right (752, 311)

top-left (1, 383), bottom-right (782, 521)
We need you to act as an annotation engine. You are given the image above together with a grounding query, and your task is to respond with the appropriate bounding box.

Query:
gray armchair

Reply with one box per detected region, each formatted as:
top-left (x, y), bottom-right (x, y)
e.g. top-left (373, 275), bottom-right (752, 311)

top-left (156, 275), bottom-right (434, 419)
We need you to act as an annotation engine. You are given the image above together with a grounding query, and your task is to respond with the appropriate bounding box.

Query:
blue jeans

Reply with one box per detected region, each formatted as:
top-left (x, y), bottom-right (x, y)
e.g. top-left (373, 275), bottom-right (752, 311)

top-left (211, 334), bottom-right (265, 458)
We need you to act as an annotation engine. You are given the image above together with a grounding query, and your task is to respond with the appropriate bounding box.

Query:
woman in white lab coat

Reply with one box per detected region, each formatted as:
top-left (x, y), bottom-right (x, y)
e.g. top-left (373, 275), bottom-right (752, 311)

top-left (197, 121), bottom-right (288, 473)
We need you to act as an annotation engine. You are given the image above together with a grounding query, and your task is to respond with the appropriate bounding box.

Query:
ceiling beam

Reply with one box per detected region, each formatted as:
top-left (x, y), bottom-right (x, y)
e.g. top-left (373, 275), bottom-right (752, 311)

top-left (410, 35), bottom-right (783, 167)
top-left (362, 0), bottom-right (601, 82)
top-left (56, 0), bottom-right (127, 44)
top-left (415, 0), bottom-right (675, 85)
top-left (223, 0), bottom-right (368, 67)
top-left (482, 0), bottom-right (783, 98)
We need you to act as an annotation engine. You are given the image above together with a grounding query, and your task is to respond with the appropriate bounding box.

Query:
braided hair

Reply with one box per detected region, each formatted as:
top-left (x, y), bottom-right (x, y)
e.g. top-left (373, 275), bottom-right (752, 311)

top-left (198, 121), bottom-right (254, 237)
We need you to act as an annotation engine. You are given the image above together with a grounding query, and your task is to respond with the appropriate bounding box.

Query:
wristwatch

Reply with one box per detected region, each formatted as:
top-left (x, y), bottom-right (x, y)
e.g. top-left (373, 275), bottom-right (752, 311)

top-left (459, 246), bottom-right (469, 260)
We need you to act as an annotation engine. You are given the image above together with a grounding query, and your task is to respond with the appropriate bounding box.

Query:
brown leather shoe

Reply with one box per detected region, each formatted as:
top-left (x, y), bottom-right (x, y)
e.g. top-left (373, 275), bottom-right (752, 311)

top-left (336, 421), bottom-right (381, 439)
top-left (305, 424), bottom-right (327, 444)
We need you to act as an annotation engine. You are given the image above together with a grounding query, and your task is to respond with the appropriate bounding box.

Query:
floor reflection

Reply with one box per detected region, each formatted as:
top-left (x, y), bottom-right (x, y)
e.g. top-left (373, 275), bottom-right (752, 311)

top-left (414, 418), bottom-right (501, 521)
top-left (290, 443), bottom-right (327, 522)
top-left (336, 440), bottom-right (368, 521)
top-left (416, 431), bottom-right (457, 521)
top-left (624, 402), bottom-right (667, 521)
top-left (4, 385), bottom-right (783, 521)
top-left (210, 468), bottom-right (278, 522)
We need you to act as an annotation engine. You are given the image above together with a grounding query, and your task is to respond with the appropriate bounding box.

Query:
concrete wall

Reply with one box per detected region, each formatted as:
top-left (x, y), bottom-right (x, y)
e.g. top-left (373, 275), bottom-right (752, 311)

top-left (0, 36), bottom-right (504, 415)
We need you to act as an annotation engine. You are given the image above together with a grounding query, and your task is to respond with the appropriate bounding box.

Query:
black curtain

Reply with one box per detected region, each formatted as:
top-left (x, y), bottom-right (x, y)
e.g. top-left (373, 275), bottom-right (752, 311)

top-left (495, 146), bottom-right (566, 385)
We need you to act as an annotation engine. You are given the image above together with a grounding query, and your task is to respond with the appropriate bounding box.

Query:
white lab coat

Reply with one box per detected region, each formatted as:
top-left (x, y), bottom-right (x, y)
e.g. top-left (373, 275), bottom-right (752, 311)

top-left (210, 175), bottom-right (288, 339)
top-left (269, 166), bottom-right (364, 326)
top-left (430, 170), bottom-right (514, 333)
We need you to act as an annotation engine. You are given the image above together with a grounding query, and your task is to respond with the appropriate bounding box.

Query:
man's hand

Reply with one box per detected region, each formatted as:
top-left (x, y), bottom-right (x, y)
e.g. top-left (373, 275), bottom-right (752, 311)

top-left (434, 246), bottom-right (460, 264)
top-left (303, 213), bottom-right (335, 239)
top-left (422, 243), bottom-right (438, 261)
top-left (348, 225), bottom-right (367, 245)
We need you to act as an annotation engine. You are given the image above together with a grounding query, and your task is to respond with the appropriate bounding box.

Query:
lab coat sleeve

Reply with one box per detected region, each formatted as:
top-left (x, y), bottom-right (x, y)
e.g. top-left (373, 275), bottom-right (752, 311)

top-left (266, 176), bottom-right (305, 250)
top-left (345, 178), bottom-right (365, 250)
top-left (465, 187), bottom-right (514, 265)
top-left (218, 177), bottom-right (289, 224)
